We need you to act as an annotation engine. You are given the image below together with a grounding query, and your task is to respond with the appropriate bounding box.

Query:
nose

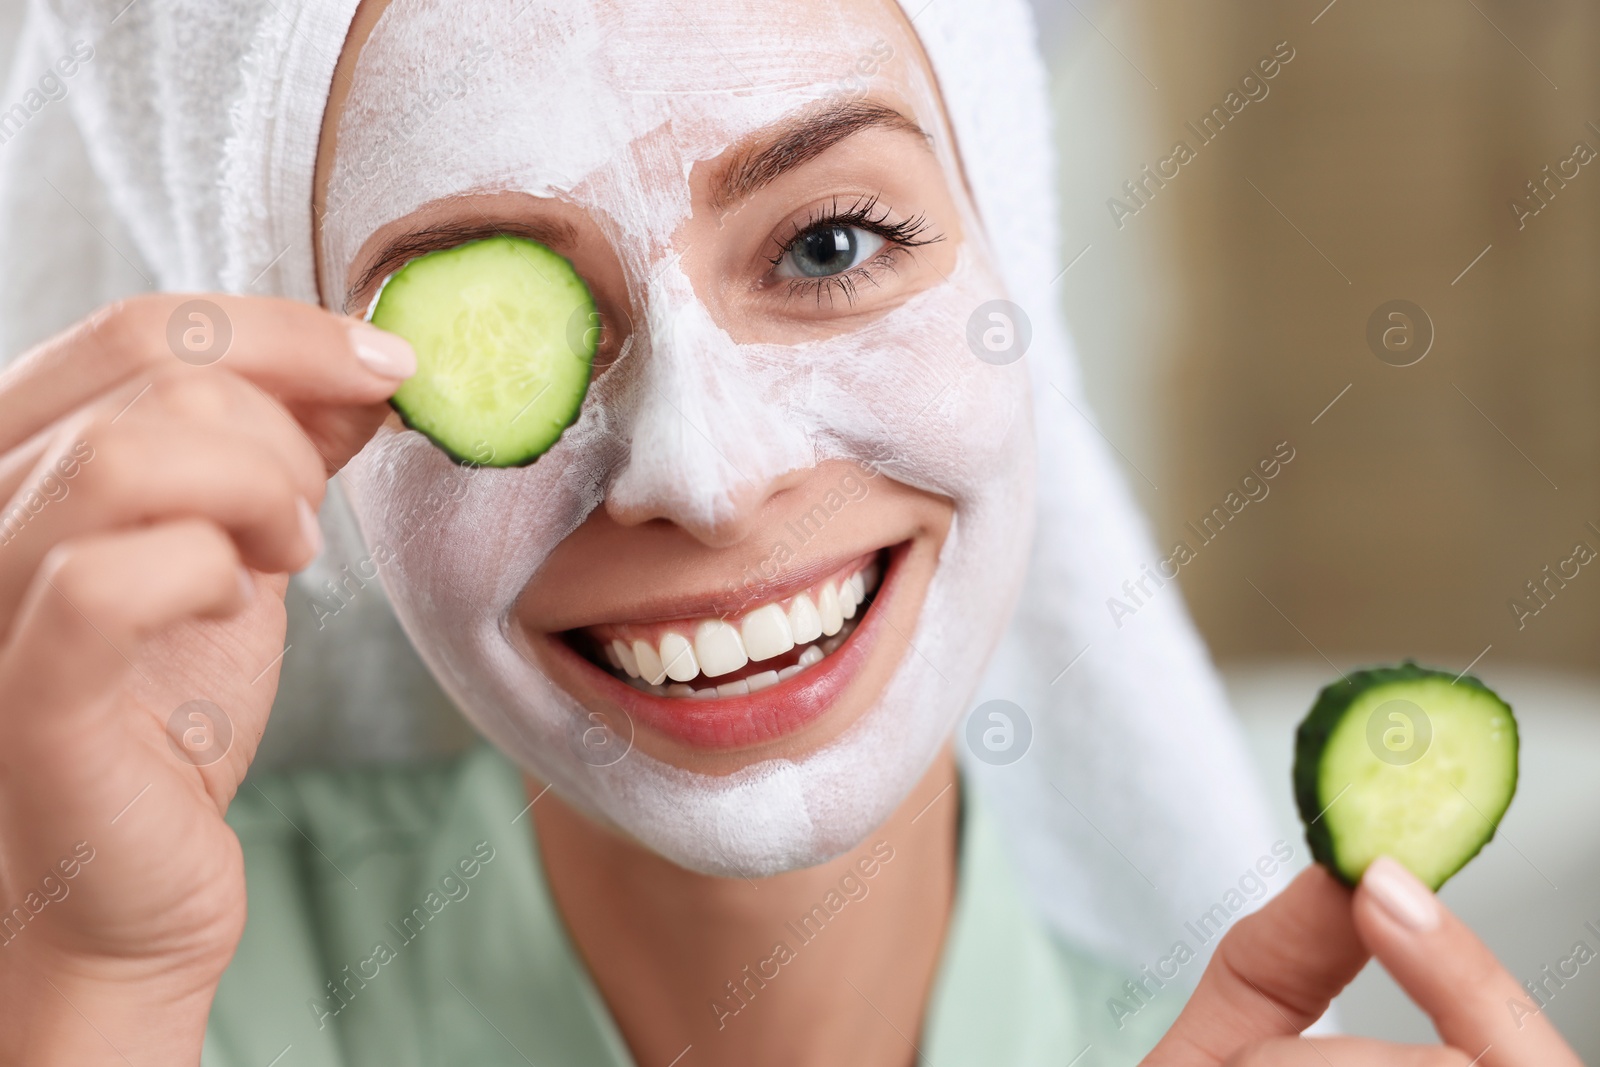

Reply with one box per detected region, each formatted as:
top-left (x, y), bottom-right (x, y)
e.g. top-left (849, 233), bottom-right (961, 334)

top-left (603, 266), bottom-right (814, 548)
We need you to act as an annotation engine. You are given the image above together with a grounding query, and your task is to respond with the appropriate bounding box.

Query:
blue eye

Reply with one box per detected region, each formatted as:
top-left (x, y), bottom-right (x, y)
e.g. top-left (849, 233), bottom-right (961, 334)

top-left (776, 225), bottom-right (887, 279)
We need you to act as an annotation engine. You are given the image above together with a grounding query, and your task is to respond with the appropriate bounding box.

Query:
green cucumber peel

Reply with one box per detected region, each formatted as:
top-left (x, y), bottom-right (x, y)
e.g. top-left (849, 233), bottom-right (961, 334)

top-left (1293, 659), bottom-right (1519, 891)
top-left (367, 234), bottom-right (597, 468)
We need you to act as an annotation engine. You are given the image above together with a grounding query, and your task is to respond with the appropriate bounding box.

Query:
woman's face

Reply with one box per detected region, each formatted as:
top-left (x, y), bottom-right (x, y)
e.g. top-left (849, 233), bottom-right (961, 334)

top-left (315, 0), bottom-right (1037, 875)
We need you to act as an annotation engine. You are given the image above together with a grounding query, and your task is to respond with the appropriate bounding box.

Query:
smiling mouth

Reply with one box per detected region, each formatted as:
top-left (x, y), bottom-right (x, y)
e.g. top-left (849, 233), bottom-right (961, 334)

top-left (566, 552), bottom-right (885, 699)
top-left (539, 540), bottom-right (910, 751)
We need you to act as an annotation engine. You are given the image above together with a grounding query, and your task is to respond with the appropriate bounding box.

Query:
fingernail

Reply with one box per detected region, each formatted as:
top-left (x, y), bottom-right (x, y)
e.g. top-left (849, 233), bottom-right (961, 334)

top-left (237, 566), bottom-right (256, 604)
top-left (296, 496), bottom-right (324, 561)
top-left (1362, 856), bottom-right (1440, 932)
top-left (347, 322), bottom-right (416, 380)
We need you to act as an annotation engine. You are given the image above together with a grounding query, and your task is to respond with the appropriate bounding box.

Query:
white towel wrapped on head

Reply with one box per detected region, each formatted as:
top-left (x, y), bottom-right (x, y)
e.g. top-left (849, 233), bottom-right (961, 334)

top-left (0, 0), bottom-right (1280, 972)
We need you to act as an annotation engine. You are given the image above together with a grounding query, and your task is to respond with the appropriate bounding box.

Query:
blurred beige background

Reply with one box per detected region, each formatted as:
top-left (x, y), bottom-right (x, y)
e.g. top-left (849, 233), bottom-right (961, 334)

top-left (1045, 0), bottom-right (1600, 672)
top-left (1037, 0), bottom-right (1599, 1055)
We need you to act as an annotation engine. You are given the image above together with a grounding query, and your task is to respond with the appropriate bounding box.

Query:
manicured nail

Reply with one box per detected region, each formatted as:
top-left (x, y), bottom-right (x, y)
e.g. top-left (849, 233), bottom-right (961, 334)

top-left (296, 496), bottom-right (324, 561)
top-left (1363, 855), bottom-right (1440, 932)
top-left (347, 322), bottom-right (416, 380)
top-left (237, 566), bottom-right (256, 604)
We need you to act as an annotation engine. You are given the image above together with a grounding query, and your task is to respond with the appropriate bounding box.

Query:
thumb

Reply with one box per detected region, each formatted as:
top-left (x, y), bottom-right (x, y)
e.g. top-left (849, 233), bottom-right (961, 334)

top-left (1353, 856), bottom-right (1583, 1067)
top-left (1141, 864), bottom-right (1370, 1066)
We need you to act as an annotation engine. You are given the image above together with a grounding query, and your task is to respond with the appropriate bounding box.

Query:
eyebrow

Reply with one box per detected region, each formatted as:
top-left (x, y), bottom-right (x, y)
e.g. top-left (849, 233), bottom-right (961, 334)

top-left (347, 102), bottom-right (931, 307)
top-left (710, 100), bottom-right (931, 212)
top-left (347, 216), bottom-right (579, 310)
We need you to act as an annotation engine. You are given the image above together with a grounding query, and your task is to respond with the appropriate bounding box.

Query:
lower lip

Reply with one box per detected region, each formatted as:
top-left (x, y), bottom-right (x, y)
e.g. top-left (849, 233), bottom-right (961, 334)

top-left (541, 543), bottom-right (907, 751)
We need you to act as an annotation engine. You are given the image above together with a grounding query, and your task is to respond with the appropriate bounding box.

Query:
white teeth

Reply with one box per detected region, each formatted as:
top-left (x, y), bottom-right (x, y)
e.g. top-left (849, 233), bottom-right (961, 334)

top-left (612, 639), bottom-right (640, 678)
top-left (632, 640), bottom-right (666, 685)
top-left (647, 630), bottom-right (856, 697)
top-left (659, 631), bottom-right (698, 682)
top-left (600, 559), bottom-right (883, 695)
top-left (786, 592), bottom-right (822, 644)
top-left (740, 603), bottom-right (794, 662)
top-left (817, 583), bottom-right (843, 636)
top-left (694, 619), bottom-right (748, 678)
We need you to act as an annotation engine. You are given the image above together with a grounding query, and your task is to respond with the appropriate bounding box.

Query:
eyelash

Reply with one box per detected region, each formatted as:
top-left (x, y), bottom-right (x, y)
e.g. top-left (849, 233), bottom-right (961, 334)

top-left (355, 197), bottom-right (943, 314)
top-left (766, 194), bottom-right (943, 308)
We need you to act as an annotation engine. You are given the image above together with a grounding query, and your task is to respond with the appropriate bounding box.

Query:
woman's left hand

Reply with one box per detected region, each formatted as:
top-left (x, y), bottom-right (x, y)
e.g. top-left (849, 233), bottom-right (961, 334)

top-left (1141, 857), bottom-right (1582, 1066)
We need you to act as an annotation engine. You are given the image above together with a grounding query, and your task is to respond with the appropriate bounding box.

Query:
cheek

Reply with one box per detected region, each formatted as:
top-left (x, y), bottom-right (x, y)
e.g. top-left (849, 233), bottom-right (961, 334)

top-left (791, 261), bottom-right (1032, 503)
top-left (343, 250), bottom-right (1027, 626)
top-left (342, 382), bottom-right (622, 637)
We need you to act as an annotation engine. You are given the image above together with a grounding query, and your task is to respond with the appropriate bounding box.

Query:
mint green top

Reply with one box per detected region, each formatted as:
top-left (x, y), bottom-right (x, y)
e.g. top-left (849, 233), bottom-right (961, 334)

top-left (203, 744), bottom-right (1179, 1066)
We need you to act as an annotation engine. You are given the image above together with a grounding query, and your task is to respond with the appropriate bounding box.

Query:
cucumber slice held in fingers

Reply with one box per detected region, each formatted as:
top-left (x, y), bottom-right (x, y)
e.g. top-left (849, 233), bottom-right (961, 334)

top-left (1293, 660), bottom-right (1519, 891)
top-left (368, 235), bottom-right (597, 467)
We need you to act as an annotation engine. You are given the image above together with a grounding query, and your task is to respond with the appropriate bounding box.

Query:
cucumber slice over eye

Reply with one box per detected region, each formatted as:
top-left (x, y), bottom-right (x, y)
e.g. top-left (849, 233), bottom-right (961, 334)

top-left (368, 235), bottom-right (596, 467)
top-left (1293, 660), bottom-right (1519, 891)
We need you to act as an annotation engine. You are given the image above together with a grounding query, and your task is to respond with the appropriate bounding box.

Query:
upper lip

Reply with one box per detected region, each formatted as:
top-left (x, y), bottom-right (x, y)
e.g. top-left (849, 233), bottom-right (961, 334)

top-left (532, 541), bottom-right (911, 751)
top-left (551, 545), bottom-right (886, 632)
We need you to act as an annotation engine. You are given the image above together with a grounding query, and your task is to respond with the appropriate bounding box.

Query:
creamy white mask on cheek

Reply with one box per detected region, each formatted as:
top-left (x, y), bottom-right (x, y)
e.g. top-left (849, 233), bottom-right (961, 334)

top-left (327, 0), bottom-right (1037, 875)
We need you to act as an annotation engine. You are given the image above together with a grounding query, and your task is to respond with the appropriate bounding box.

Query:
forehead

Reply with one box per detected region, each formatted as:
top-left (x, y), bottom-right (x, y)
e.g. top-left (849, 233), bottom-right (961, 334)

top-left (323, 0), bottom-right (927, 265)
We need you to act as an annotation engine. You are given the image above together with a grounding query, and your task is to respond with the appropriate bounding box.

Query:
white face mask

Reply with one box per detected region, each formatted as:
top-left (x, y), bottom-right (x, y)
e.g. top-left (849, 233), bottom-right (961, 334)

top-left (324, 0), bottom-right (1037, 876)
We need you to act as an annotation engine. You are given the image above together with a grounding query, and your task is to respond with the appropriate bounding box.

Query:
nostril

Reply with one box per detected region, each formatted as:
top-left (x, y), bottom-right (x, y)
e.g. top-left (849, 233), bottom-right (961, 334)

top-left (602, 466), bottom-right (774, 548)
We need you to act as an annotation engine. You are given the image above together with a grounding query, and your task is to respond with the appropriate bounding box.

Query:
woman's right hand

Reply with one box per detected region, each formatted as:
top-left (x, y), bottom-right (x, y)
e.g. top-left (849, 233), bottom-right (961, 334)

top-left (0, 295), bottom-right (413, 1065)
top-left (1143, 856), bottom-right (1583, 1067)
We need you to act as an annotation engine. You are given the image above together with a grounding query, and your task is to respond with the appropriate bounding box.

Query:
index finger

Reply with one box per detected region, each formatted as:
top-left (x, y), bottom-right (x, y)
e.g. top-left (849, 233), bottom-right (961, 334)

top-left (0, 293), bottom-right (414, 454)
top-left (1354, 855), bottom-right (1583, 1067)
top-left (1142, 864), bottom-right (1370, 1066)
